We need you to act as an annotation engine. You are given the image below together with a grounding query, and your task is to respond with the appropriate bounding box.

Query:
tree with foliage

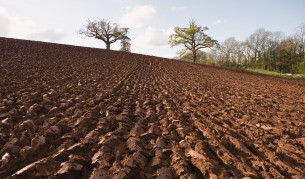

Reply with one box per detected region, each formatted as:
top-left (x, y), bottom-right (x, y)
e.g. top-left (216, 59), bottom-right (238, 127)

top-left (78, 19), bottom-right (130, 50)
top-left (169, 20), bottom-right (218, 63)
top-left (120, 38), bottom-right (131, 52)
top-left (204, 22), bottom-right (305, 75)
top-left (120, 28), bottom-right (131, 52)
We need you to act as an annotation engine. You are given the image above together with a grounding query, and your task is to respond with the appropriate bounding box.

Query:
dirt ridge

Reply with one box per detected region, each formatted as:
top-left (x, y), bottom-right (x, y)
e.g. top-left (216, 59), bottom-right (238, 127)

top-left (0, 37), bottom-right (305, 178)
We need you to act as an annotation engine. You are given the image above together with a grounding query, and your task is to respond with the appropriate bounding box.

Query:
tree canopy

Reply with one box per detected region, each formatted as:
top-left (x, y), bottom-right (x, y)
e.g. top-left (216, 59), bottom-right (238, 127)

top-left (120, 28), bottom-right (131, 52)
top-left (203, 22), bottom-right (305, 75)
top-left (169, 20), bottom-right (218, 62)
top-left (78, 19), bottom-right (130, 50)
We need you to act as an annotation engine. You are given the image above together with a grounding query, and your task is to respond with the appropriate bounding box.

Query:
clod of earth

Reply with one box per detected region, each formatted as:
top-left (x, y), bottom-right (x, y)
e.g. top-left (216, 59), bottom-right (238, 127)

top-left (0, 37), bottom-right (305, 178)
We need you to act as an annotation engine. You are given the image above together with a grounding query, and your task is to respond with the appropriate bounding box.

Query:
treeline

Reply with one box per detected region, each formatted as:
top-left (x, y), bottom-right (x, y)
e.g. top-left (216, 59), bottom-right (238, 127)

top-left (181, 23), bottom-right (305, 74)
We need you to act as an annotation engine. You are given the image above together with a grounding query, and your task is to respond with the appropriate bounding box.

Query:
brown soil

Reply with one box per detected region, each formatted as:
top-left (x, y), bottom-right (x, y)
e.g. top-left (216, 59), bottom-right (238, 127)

top-left (0, 37), bottom-right (305, 178)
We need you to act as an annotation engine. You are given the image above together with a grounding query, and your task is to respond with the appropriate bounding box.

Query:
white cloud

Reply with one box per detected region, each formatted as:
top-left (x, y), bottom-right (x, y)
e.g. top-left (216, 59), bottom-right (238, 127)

top-left (136, 27), bottom-right (174, 47)
top-left (27, 29), bottom-right (66, 42)
top-left (0, 6), bottom-right (11, 36)
top-left (9, 16), bottom-right (36, 38)
top-left (120, 5), bottom-right (156, 28)
top-left (170, 6), bottom-right (186, 11)
top-left (167, 27), bottom-right (175, 36)
top-left (214, 20), bottom-right (223, 25)
top-left (0, 5), bottom-right (66, 42)
top-left (121, 6), bottom-right (132, 11)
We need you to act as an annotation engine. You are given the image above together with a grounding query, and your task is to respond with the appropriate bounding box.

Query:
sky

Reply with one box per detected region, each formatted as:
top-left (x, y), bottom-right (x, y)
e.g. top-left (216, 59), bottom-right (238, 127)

top-left (0, 0), bottom-right (304, 58)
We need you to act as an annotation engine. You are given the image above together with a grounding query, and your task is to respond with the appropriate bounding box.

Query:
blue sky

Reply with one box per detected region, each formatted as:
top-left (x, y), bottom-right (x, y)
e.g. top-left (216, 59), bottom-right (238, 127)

top-left (0, 0), bottom-right (304, 58)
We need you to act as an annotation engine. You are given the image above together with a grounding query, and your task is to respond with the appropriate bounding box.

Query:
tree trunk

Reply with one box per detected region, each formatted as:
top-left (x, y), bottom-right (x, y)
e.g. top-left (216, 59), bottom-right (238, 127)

top-left (106, 43), bottom-right (111, 50)
top-left (192, 50), bottom-right (197, 63)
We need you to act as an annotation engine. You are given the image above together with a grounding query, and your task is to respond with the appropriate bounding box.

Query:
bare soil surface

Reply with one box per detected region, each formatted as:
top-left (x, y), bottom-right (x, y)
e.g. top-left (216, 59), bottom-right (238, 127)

top-left (0, 37), bottom-right (305, 178)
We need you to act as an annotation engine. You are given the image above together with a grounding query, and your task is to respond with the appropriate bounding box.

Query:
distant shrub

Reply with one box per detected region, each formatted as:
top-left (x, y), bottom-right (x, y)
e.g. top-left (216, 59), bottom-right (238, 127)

top-left (298, 61), bottom-right (305, 74)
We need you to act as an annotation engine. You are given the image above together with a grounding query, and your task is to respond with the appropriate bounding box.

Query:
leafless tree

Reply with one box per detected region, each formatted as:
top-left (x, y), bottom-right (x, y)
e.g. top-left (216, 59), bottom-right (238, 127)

top-left (295, 23), bottom-right (305, 60)
top-left (78, 19), bottom-right (129, 50)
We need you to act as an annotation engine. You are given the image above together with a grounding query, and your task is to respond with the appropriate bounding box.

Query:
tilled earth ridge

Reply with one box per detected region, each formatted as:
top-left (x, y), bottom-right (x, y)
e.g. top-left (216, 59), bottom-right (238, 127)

top-left (0, 37), bottom-right (305, 179)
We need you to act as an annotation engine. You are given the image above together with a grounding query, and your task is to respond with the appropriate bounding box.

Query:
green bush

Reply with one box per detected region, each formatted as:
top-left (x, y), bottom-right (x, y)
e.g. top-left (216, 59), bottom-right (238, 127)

top-left (298, 61), bottom-right (305, 74)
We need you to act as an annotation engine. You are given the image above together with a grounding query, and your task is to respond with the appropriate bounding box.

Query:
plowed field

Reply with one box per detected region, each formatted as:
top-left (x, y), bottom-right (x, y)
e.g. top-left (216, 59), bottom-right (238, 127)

top-left (0, 37), bottom-right (305, 178)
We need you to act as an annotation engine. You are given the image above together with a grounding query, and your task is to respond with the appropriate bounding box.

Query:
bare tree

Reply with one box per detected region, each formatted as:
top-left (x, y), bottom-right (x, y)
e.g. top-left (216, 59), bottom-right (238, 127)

top-left (295, 23), bottom-right (305, 60)
top-left (219, 37), bottom-right (238, 66)
top-left (246, 28), bottom-right (272, 68)
top-left (78, 19), bottom-right (129, 50)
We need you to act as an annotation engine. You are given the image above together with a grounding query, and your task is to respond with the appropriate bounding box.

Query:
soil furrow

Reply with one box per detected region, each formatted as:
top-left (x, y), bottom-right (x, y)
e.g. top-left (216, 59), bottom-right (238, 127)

top-left (0, 37), bottom-right (305, 178)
